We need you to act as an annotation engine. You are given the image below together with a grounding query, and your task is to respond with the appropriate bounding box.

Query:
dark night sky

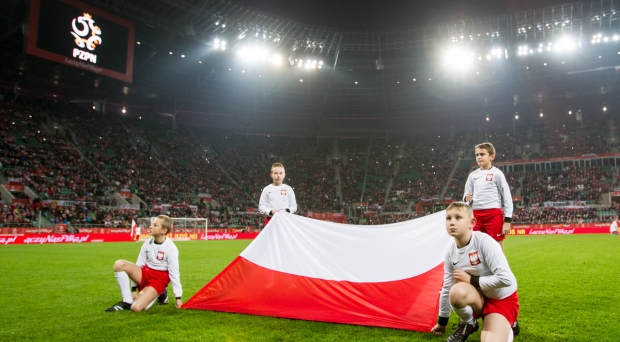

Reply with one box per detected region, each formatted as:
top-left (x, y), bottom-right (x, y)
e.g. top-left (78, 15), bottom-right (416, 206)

top-left (232, 0), bottom-right (573, 29)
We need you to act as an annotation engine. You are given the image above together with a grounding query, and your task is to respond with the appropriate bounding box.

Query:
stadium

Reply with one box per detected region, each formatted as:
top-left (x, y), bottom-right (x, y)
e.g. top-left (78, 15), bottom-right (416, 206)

top-left (1, 0), bottom-right (620, 341)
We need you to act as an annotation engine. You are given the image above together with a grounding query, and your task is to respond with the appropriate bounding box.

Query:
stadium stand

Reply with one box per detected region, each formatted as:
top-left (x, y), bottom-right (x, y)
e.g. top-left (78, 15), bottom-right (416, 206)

top-left (1, 92), bottom-right (619, 228)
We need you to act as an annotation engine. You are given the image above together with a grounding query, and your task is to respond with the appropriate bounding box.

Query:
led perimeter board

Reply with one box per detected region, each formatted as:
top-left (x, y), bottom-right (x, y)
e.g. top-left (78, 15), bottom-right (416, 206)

top-left (27, 0), bottom-right (135, 83)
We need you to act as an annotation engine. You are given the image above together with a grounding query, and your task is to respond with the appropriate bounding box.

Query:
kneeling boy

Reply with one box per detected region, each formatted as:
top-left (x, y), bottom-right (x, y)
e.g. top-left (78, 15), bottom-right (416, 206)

top-left (105, 215), bottom-right (183, 312)
top-left (431, 202), bottom-right (519, 342)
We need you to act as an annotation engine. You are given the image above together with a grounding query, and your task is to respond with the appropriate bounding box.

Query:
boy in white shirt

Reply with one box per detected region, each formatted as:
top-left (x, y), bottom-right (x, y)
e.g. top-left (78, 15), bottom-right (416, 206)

top-left (431, 202), bottom-right (519, 342)
top-left (105, 215), bottom-right (183, 312)
top-left (611, 217), bottom-right (618, 235)
top-left (259, 162), bottom-right (297, 226)
top-left (463, 142), bottom-right (513, 251)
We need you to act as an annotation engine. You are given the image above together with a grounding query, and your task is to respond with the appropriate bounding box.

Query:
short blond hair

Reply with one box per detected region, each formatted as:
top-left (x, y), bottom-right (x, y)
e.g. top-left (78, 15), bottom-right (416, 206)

top-left (271, 162), bottom-right (285, 172)
top-left (475, 142), bottom-right (496, 156)
top-left (446, 201), bottom-right (473, 217)
top-left (157, 215), bottom-right (173, 234)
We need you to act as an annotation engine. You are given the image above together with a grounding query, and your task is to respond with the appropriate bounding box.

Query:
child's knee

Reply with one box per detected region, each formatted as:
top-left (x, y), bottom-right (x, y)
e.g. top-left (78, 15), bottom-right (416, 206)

top-left (449, 283), bottom-right (472, 307)
top-left (113, 260), bottom-right (127, 271)
top-left (130, 302), bottom-right (145, 312)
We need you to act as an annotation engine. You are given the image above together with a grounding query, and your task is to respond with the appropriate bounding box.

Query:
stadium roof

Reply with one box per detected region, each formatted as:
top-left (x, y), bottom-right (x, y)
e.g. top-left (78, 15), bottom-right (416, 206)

top-left (1, 0), bottom-right (619, 134)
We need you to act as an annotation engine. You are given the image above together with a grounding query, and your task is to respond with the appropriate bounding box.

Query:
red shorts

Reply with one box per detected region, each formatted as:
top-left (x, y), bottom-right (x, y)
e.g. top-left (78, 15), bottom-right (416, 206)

top-left (473, 208), bottom-right (505, 241)
top-left (474, 291), bottom-right (520, 325)
top-left (139, 266), bottom-right (170, 295)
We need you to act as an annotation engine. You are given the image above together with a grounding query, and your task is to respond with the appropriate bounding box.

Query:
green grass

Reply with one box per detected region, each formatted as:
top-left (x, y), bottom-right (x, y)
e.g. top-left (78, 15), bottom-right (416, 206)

top-left (0, 236), bottom-right (619, 341)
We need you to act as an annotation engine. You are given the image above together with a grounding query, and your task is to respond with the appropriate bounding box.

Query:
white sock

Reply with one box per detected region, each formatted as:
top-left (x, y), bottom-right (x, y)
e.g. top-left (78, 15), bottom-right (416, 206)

top-left (145, 298), bottom-right (156, 311)
top-left (114, 271), bottom-right (134, 304)
top-left (508, 326), bottom-right (514, 342)
top-left (453, 305), bottom-right (475, 325)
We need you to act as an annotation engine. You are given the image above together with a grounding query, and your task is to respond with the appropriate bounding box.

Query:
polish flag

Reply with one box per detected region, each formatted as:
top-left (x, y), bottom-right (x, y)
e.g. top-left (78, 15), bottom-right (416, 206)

top-left (184, 211), bottom-right (452, 332)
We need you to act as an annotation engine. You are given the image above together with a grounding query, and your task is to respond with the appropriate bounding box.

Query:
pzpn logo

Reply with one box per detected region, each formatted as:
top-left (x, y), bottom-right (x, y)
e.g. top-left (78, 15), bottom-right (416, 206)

top-left (70, 13), bottom-right (101, 63)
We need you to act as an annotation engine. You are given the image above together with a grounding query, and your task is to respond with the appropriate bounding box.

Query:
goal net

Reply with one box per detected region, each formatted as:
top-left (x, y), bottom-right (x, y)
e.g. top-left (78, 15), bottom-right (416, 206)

top-left (142, 217), bottom-right (208, 239)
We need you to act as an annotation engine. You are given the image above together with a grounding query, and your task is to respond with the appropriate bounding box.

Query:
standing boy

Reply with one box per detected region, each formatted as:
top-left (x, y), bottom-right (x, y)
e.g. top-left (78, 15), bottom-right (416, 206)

top-left (134, 221), bottom-right (141, 242)
top-left (431, 202), bottom-right (519, 342)
top-left (463, 143), bottom-right (513, 251)
top-left (259, 162), bottom-right (297, 226)
top-left (105, 215), bottom-right (182, 312)
top-left (611, 217), bottom-right (619, 235)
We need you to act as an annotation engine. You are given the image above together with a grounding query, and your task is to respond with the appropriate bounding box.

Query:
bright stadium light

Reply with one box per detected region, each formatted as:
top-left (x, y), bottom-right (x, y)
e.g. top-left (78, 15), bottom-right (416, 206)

top-left (214, 38), bottom-right (226, 50)
top-left (443, 47), bottom-right (474, 70)
top-left (236, 46), bottom-right (269, 62)
top-left (554, 37), bottom-right (575, 52)
top-left (491, 48), bottom-right (503, 59)
top-left (271, 54), bottom-right (282, 65)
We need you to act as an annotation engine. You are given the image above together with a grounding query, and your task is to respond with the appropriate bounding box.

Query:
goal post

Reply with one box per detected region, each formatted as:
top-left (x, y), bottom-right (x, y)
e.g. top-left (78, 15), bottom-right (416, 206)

top-left (143, 217), bottom-right (208, 240)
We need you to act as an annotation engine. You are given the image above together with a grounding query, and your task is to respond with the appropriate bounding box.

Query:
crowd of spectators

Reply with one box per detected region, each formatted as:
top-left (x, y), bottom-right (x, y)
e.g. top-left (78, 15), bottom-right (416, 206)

top-left (520, 166), bottom-right (614, 205)
top-left (389, 135), bottom-right (464, 203)
top-left (538, 124), bottom-right (611, 158)
top-left (3, 92), bottom-right (620, 228)
top-left (513, 207), bottom-right (615, 224)
top-left (0, 202), bottom-right (37, 226)
top-left (351, 212), bottom-right (425, 225)
top-left (0, 96), bottom-right (110, 203)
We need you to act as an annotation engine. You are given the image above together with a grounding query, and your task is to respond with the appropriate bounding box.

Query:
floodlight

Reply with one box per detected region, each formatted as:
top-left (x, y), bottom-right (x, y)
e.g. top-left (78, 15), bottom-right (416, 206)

top-left (443, 48), bottom-right (474, 69)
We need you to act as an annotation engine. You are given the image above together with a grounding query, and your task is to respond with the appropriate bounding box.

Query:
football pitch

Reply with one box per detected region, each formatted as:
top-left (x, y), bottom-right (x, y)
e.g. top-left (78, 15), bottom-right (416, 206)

top-left (1, 235), bottom-right (619, 341)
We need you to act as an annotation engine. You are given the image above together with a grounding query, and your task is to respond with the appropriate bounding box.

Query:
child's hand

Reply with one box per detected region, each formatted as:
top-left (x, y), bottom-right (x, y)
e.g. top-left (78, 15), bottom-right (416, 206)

top-left (465, 193), bottom-right (473, 202)
top-left (175, 299), bottom-right (183, 309)
top-left (502, 222), bottom-right (511, 235)
top-left (431, 324), bottom-right (446, 335)
top-left (453, 270), bottom-right (471, 283)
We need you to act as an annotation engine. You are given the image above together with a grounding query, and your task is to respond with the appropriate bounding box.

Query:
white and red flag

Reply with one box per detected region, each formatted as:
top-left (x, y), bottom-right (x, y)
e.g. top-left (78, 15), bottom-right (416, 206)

top-left (184, 211), bottom-right (452, 331)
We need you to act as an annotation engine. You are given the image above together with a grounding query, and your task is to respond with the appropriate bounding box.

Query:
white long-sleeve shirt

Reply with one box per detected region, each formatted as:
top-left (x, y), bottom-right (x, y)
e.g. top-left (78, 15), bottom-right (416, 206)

top-left (463, 166), bottom-right (513, 218)
top-left (258, 184), bottom-right (297, 216)
top-left (135, 237), bottom-right (182, 298)
top-left (439, 232), bottom-right (518, 317)
top-left (611, 221), bottom-right (618, 234)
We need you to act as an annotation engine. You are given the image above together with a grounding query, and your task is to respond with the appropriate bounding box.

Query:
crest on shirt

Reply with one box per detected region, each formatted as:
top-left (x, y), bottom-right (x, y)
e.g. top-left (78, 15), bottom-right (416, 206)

top-left (280, 189), bottom-right (287, 196)
top-left (468, 251), bottom-right (481, 266)
top-left (157, 251), bottom-right (165, 261)
top-left (485, 174), bottom-right (493, 181)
